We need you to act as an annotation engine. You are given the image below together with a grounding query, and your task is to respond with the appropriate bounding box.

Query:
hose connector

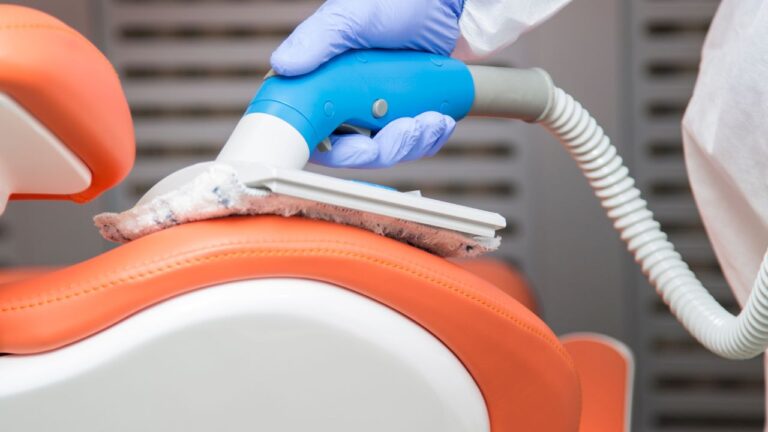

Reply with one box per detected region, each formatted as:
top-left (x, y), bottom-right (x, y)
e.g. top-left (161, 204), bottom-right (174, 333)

top-left (468, 66), bottom-right (554, 122)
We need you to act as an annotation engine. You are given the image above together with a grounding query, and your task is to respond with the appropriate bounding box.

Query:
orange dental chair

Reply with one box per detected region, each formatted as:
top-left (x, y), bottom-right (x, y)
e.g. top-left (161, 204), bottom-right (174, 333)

top-left (0, 6), bottom-right (633, 432)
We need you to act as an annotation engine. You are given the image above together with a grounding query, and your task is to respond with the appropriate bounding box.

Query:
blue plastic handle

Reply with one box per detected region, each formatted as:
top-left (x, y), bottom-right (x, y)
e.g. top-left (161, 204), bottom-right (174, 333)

top-left (245, 50), bottom-right (475, 153)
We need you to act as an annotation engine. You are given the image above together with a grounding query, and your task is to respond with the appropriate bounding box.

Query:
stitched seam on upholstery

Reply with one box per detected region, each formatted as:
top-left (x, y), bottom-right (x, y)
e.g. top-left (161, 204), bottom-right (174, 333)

top-left (108, 238), bottom-right (365, 273)
top-left (13, 239), bottom-right (365, 301)
top-left (0, 239), bottom-right (360, 302)
top-left (2, 244), bottom-right (506, 315)
top-left (0, 247), bottom-right (573, 365)
top-left (14, 238), bottom-right (473, 303)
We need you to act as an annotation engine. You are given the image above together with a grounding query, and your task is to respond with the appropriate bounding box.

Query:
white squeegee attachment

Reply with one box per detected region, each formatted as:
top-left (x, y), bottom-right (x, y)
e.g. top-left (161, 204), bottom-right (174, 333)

top-left (230, 161), bottom-right (506, 238)
top-left (94, 163), bottom-right (504, 258)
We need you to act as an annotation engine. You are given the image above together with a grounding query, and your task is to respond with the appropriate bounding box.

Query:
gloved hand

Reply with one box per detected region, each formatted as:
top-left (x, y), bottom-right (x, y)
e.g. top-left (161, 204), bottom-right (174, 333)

top-left (271, 0), bottom-right (464, 168)
top-left (310, 112), bottom-right (456, 168)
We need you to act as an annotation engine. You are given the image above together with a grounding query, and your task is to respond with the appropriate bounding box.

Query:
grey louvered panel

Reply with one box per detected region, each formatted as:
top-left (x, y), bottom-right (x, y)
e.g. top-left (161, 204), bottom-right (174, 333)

top-left (649, 316), bottom-right (752, 341)
top-left (660, 222), bottom-right (712, 242)
top-left (132, 115), bottom-right (523, 149)
top-left (0, 233), bottom-right (15, 266)
top-left (648, 411), bottom-right (764, 432)
top-left (639, 0), bottom-right (720, 19)
top-left (647, 406), bottom-right (765, 431)
top-left (644, 199), bottom-right (698, 219)
top-left (637, 80), bottom-right (696, 100)
top-left (312, 163), bottom-right (523, 184)
top-left (659, 427), bottom-right (761, 432)
top-left (642, 202), bottom-right (698, 224)
top-left (108, 1), bottom-right (321, 27)
top-left (110, 40), bottom-right (281, 67)
top-left (641, 162), bottom-right (691, 182)
top-left (649, 358), bottom-right (763, 378)
top-left (125, 79), bottom-right (261, 107)
top-left (638, 37), bottom-right (708, 59)
top-left (628, 0), bottom-right (765, 430)
top-left (653, 394), bottom-right (764, 414)
top-left (642, 122), bottom-right (689, 143)
top-left (126, 156), bottom-right (524, 185)
top-left (134, 117), bottom-right (238, 145)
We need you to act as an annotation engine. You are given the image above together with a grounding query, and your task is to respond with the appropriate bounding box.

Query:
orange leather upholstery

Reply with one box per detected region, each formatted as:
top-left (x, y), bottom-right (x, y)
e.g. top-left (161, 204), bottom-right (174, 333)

top-left (0, 5), bottom-right (134, 202)
top-left (0, 268), bottom-right (52, 285)
top-left (562, 334), bottom-right (634, 432)
top-left (454, 258), bottom-right (538, 314)
top-left (0, 216), bottom-right (580, 431)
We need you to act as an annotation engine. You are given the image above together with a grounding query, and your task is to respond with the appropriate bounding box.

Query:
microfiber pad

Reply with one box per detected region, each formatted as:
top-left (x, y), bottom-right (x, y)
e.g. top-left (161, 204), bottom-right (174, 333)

top-left (94, 164), bottom-right (500, 258)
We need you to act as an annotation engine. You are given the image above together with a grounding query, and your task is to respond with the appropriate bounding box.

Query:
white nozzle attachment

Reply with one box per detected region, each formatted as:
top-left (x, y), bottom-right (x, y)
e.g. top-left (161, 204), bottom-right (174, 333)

top-left (218, 113), bottom-right (310, 170)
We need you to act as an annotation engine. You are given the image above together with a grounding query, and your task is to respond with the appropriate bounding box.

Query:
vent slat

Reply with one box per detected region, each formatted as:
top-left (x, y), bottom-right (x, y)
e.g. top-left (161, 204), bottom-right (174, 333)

top-left (134, 118), bottom-right (238, 144)
top-left (653, 394), bottom-right (764, 413)
top-left (109, 1), bottom-right (321, 28)
top-left (640, 1), bottom-right (720, 21)
top-left (638, 81), bottom-right (696, 100)
top-left (126, 159), bottom-right (525, 185)
top-left (125, 79), bottom-right (261, 107)
top-left (645, 355), bottom-right (764, 376)
top-left (111, 40), bottom-right (281, 68)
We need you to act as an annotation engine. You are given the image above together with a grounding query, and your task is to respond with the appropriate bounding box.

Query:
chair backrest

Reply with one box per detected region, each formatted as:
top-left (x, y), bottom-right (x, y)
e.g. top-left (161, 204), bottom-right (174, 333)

top-left (0, 5), bottom-right (134, 212)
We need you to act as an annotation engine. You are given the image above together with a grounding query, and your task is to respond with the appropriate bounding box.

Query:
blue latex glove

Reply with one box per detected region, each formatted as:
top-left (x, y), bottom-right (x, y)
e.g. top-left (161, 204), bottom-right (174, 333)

top-left (271, 0), bottom-right (464, 168)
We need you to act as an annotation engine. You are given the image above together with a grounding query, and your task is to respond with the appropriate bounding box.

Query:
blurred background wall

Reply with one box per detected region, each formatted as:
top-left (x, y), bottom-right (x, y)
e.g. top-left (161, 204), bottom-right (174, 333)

top-left (2, 0), bottom-right (763, 430)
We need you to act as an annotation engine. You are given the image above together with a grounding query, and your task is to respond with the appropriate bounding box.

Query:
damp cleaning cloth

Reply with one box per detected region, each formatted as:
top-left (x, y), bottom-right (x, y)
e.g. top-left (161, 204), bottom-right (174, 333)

top-left (94, 164), bottom-right (500, 258)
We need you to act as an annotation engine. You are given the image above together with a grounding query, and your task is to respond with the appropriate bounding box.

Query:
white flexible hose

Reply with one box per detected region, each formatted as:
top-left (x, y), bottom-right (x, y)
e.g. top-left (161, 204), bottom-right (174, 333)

top-left (540, 87), bottom-right (768, 360)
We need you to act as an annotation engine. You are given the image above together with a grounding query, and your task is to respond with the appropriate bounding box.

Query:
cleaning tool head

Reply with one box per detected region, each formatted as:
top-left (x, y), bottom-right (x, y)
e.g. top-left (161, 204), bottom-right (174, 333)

top-left (95, 163), bottom-right (502, 257)
top-left (96, 50), bottom-right (512, 257)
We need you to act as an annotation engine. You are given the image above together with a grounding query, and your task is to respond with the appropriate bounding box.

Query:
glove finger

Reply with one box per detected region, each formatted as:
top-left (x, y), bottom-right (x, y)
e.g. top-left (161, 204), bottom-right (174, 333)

top-left (270, 2), bottom-right (362, 76)
top-left (359, 112), bottom-right (455, 168)
top-left (310, 112), bottom-right (456, 169)
top-left (369, 117), bottom-right (421, 168)
top-left (409, 112), bottom-right (456, 159)
top-left (309, 134), bottom-right (379, 168)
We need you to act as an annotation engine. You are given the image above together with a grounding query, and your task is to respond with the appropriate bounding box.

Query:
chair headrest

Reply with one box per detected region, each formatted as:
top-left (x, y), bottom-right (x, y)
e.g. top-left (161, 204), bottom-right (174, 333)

top-left (0, 5), bottom-right (134, 204)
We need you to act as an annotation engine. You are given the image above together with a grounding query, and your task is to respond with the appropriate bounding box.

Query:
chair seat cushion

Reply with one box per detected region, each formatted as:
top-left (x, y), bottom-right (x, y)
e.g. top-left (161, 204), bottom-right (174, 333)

top-left (0, 216), bottom-right (580, 431)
